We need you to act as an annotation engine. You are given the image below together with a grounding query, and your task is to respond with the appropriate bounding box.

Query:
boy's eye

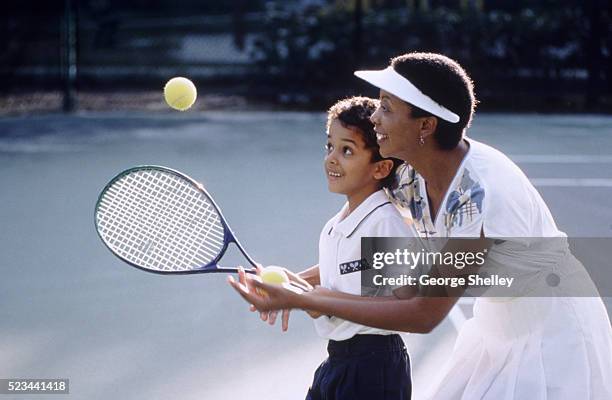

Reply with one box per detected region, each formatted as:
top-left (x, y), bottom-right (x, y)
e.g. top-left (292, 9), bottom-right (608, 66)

top-left (342, 146), bottom-right (353, 156)
top-left (324, 143), bottom-right (333, 154)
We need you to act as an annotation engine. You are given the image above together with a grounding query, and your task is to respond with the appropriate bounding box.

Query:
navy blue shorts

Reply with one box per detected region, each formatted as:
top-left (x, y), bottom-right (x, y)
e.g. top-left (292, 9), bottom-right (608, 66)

top-left (305, 334), bottom-right (411, 400)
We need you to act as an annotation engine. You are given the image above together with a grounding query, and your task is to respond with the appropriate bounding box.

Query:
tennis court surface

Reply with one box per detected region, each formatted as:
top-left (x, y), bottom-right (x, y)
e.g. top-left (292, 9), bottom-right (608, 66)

top-left (1, 112), bottom-right (610, 399)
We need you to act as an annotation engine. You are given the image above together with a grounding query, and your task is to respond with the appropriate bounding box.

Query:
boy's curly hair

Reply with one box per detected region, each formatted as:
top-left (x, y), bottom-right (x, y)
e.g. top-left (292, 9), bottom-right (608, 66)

top-left (327, 96), bottom-right (402, 189)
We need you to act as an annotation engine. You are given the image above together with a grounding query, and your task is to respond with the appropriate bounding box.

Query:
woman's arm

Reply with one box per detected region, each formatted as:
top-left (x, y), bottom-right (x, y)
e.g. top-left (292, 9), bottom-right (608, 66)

top-left (228, 276), bottom-right (457, 334)
top-left (229, 237), bottom-right (491, 333)
top-left (302, 287), bottom-right (457, 333)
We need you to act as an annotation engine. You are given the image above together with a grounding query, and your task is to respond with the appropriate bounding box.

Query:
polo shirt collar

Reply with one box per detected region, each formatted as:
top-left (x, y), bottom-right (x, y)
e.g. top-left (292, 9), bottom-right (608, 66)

top-left (331, 190), bottom-right (391, 238)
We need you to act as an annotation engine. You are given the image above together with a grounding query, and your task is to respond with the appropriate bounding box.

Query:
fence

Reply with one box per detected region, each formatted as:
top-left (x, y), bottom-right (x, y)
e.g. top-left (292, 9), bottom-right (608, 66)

top-left (2, 0), bottom-right (610, 113)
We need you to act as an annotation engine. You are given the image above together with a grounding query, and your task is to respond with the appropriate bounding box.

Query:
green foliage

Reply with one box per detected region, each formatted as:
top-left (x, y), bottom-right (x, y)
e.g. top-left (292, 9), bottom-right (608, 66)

top-left (250, 1), bottom-right (610, 109)
top-left (251, 2), bottom-right (359, 89)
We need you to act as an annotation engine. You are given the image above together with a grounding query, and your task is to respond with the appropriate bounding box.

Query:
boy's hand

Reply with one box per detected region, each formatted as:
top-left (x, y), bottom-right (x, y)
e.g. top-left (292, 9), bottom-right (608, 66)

top-left (305, 309), bottom-right (323, 319)
top-left (234, 266), bottom-right (293, 331)
top-left (231, 266), bottom-right (317, 330)
top-left (283, 268), bottom-right (314, 292)
top-left (228, 270), bottom-right (303, 312)
top-left (258, 307), bottom-right (292, 331)
top-left (264, 267), bottom-right (315, 325)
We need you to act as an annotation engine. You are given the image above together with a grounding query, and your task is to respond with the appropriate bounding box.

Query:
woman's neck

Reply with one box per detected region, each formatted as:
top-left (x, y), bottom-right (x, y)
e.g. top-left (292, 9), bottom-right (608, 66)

top-left (408, 139), bottom-right (469, 198)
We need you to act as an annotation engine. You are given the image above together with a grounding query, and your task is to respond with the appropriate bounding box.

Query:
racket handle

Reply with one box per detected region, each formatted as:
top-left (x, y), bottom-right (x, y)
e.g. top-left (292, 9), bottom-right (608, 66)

top-left (243, 270), bottom-right (310, 293)
top-left (238, 266), bottom-right (310, 292)
top-left (287, 281), bottom-right (310, 293)
top-left (283, 282), bottom-right (305, 294)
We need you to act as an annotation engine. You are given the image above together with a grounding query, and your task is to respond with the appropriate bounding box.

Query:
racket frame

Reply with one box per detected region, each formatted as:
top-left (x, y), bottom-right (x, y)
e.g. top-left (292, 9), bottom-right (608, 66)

top-left (94, 165), bottom-right (258, 275)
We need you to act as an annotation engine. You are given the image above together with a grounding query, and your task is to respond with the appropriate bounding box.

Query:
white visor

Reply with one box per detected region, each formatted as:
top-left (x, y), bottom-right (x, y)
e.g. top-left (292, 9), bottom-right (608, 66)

top-left (354, 66), bottom-right (460, 123)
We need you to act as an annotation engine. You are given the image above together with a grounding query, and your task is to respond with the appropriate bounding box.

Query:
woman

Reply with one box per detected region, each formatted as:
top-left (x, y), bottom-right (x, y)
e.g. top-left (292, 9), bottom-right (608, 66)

top-left (230, 53), bottom-right (612, 399)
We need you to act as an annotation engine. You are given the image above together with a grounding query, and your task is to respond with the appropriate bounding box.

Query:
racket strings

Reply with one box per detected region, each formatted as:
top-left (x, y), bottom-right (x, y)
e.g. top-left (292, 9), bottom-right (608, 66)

top-left (97, 169), bottom-right (226, 271)
top-left (101, 171), bottom-right (222, 269)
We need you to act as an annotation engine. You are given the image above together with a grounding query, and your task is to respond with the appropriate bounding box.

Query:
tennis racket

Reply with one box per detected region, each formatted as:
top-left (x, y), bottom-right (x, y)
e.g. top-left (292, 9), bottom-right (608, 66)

top-left (94, 165), bottom-right (307, 291)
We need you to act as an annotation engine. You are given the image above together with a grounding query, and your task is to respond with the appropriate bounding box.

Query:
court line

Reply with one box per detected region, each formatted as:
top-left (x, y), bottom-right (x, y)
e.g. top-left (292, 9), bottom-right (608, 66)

top-left (511, 154), bottom-right (612, 163)
top-left (531, 178), bottom-right (612, 187)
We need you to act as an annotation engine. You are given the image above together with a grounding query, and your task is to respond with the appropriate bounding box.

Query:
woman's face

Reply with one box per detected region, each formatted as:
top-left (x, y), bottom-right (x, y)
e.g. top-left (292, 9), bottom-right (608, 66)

top-left (370, 89), bottom-right (421, 161)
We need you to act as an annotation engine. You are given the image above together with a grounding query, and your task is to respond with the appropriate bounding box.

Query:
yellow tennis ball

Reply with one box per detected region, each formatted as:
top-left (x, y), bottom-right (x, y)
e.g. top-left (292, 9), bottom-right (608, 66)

top-left (257, 266), bottom-right (289, 297)
top-left (164, 77), bottom-right (197, 111)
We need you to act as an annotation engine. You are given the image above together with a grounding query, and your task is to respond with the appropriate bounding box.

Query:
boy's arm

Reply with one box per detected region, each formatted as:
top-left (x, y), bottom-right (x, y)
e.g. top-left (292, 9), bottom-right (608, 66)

top-left (296, 264), bottom-right (320, 286)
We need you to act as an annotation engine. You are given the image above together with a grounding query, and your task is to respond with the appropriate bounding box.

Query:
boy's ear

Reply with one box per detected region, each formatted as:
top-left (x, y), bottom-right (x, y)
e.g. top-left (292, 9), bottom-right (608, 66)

top-left (373, 159), bottom-right (394, 181)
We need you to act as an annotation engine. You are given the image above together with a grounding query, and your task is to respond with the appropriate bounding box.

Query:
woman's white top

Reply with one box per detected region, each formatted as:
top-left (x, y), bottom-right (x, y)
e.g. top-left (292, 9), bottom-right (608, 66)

top-left (386, 137), bottom-right (563, 239)
top-left (386, 137), bottom-right (612, 399)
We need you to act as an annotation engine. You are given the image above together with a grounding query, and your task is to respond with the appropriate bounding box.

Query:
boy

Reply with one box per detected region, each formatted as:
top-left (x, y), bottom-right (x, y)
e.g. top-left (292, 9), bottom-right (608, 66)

top-left (229, 96), bottom-right (415, 399)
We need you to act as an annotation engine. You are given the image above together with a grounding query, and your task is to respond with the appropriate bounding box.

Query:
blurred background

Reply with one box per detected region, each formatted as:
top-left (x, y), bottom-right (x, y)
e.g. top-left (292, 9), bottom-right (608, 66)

top-left (1, 1), bottom-right (611, 400)
top-left (1, 0), bottom-right (611, 114)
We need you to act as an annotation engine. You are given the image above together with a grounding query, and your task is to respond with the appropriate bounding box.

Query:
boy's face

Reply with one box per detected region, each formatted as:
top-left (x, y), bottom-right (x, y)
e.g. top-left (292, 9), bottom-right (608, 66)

top-left (370, 90), bottom-right (421, 161)
top-left (324, 118), bottom-right (380, 199)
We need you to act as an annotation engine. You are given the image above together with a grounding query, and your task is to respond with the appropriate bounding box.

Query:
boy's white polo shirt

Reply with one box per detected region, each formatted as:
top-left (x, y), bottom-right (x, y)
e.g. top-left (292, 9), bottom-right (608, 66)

top-left (314, 190), bottom-right (417, 341)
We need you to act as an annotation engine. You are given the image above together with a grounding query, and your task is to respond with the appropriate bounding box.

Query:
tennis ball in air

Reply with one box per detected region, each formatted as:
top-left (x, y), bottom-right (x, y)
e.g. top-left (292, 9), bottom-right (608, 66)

top-left (164, 77), bottom-right (197, 111)
top-left (257, 266), bottom-right (289, 297)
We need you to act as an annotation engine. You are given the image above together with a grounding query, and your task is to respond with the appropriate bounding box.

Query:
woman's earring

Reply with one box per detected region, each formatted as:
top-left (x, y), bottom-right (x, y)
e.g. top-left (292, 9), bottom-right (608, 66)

top-left (419, 135), bottom-right (425, 146)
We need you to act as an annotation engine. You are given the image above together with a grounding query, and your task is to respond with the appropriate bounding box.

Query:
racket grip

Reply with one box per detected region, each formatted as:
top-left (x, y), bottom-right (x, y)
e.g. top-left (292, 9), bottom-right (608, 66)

top-left (287, 281), bottom-right (310, 293)
top-left (283, 282), bottom-right (306, 294)
top-left (241, 266), bottom-right (310, 292)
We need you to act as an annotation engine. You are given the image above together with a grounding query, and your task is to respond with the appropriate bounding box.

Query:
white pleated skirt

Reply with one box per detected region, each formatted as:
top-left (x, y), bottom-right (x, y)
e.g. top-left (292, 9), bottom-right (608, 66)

top-left (424, 295), bottom-right (612, 400)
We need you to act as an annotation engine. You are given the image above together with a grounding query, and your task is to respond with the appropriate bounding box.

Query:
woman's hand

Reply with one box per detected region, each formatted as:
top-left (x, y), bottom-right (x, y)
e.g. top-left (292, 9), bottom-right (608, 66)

top-left (229, 266), bottom-right (327, 324)
top-left (228, 267), bottom-right (304, 312)
top-left (230, 266), bottom-right (311, 331)
top-left (230, 266), bottom-right (289, 331)
top-left (261, 267), bottom-right (314, 328)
